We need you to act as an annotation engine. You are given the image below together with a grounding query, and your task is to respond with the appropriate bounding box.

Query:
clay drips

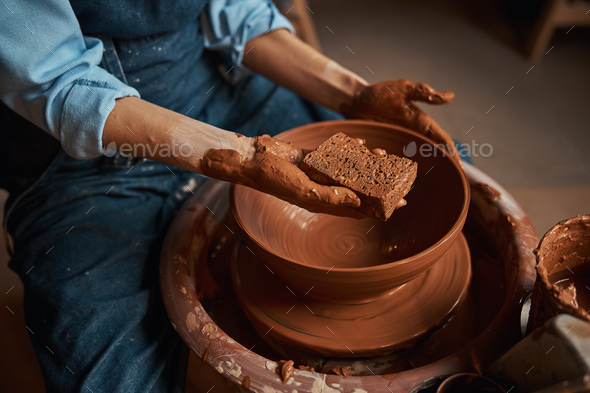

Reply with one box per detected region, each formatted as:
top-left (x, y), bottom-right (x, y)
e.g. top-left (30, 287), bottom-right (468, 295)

top-left (338, 80), bottom-right (458, 161)
top-left (371, 148), bottom-right (387, 156)
top-left (327, 366), bottom-right (353, 377)
top-left (278, 360), bottom-right (295, 383)
top-left (242, 375), bottom-right (250, 389)
top-left (202, 344), bottom-right (211, 362)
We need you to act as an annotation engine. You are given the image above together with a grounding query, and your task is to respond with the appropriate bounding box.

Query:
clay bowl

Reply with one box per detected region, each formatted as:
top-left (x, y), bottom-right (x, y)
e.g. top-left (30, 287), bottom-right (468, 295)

top-left (159, 162), bottom-right (539, 393)
top-left (230, 120), bottom-right (470, 303)
top-left (527, 214), bottom-right (590, 332)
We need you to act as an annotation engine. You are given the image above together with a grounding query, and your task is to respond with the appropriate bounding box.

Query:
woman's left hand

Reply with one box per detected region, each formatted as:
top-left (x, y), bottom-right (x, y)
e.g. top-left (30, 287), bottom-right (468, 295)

top-left (341, 79), bottom-right (460, 162)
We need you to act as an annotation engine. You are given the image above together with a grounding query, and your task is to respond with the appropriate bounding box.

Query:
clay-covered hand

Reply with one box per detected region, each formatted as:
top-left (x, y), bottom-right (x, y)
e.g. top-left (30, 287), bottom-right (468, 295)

top-left (342, 79), bottom-right (459, 162)
top-left (200, 135), bottom-right (366, 218)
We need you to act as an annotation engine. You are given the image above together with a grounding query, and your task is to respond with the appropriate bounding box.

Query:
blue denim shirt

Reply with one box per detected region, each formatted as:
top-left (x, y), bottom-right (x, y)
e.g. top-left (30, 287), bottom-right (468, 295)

top-left (0, 0), bottom-right (293, 159)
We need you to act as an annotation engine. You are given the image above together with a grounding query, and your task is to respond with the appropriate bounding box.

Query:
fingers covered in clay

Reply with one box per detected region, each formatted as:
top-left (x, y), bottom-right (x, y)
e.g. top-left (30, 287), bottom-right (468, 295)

top-left (200, 138), bottom-right (363, 217)
top-left (311, 184), bottom-right (361, 207)
top-left (404, 81), bottom-right (455, 104)
top-left (200, 135), bottom-right (412, 218)
top-left (245, 153), bottom-right (365, 218)
top-left (249, 154), bottom-right (361, 208)
top-left (254, 134), bottom-right (305, 164)
top-left (343, 80), bottom-right (454, 128)
top-left (339, 78), bottom-right (459, 164)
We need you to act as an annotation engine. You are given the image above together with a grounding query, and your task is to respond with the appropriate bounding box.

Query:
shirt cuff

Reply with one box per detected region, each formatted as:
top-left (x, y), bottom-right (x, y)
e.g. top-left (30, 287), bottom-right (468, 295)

top-left (60, 68), bottom-right (139, 159)
top-left (202, 0), bottom-right (295, 83)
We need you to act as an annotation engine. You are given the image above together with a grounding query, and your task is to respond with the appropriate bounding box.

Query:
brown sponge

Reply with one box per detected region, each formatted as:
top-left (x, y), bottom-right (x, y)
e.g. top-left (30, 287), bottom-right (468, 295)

top-left (299, 133), bottom-right (417, 220)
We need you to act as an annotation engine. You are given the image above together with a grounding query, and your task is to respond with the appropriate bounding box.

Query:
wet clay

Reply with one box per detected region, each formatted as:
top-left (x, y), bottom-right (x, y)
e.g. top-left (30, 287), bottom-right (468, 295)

top-left (242, 375), bottom-right (250, 389)
top-left (202, 344), bottom-right (211, 362)
top-left (200, 135), bottom-right (361, 212)
top-left (528, 215), bottom-right (590, 333)
top-left (371, 148), bottom-right (387, 156)
top-left (278, 360), bottom-right (295, 383)
top-left (339, 80), bottom-right (457, 159)
top-left (327, 366), bottom-right (353, 377)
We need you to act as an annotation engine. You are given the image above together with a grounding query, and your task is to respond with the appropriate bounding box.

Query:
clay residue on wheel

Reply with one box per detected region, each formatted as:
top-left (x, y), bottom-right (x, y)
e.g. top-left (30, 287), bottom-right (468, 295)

top-left (202, 344), bottom-right (211, 362)
top-left (242, 375), bottom-right (250, 389)
top-left (186, 312), bottom-right (198, 333)
top-left (278, 360), bottom-right (295, 383)
top-left (327, 366), bottom-right (353, 377)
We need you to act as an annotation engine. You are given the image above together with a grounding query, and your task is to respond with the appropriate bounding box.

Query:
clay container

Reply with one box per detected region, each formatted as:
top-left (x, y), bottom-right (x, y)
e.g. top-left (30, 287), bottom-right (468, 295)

top-left (230, 120), bottom-right (470, 303)
top-left (528, 214), bottom-right (590, 333)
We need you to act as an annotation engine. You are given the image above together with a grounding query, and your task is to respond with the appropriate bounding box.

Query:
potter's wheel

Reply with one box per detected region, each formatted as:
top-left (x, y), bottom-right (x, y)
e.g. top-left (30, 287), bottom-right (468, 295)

top-left (232, 234), bottom-right (471, 357)
top-left (160, 156), bottom-right (538, 392)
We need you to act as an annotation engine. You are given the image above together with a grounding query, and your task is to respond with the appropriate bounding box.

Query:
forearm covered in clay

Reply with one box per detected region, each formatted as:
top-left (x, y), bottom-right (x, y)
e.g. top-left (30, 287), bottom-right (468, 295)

top-left (102, 96), bottom-right (256, 175)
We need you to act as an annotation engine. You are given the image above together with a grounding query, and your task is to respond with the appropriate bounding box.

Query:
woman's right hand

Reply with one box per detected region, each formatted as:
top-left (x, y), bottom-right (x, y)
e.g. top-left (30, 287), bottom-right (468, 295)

top-left (200, 135), bottom-right (366, 218)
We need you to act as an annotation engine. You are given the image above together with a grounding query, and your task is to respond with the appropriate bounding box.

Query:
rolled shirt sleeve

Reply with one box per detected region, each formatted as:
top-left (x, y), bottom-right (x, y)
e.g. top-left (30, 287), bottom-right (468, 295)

top-left (201, 0), bottom-right (295, 82)
top-left (0, 0), bottom-right (139, 159)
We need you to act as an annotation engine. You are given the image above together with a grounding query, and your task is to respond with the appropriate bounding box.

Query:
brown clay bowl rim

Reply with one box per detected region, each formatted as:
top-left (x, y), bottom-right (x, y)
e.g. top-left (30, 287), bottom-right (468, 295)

top-left (229, 120), bottom-right (471, 274)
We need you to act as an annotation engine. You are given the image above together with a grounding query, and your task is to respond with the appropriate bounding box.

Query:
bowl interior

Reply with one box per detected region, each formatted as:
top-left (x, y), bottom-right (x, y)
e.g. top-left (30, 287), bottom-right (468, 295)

top-left (233, 121), bottom-right (468, 269)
